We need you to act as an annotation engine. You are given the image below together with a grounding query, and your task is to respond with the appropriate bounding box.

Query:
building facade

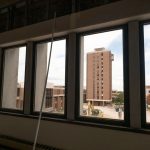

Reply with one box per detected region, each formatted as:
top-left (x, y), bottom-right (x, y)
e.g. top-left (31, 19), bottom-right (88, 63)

top-left (86, 48), bottom-right (113, 106)
top-left (146, 86), bottom-right (150, 105)
top-left (16, 83), bottom-right (65, 112)
top-left (45, 86), bottom-right (65, 112)
top-left (16, 83), bottom-right (24, 109)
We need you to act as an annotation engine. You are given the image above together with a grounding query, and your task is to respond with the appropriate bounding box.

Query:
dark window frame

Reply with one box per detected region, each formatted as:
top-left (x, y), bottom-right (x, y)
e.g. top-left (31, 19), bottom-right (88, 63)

top-left (140, 20), bottom-right (150, 128)
top-left (0, 44), bottom-right (27, 114)
top-left (75, 25), bottom-right (130, 126)
top-left (31, 36), bottom-right (68, 119)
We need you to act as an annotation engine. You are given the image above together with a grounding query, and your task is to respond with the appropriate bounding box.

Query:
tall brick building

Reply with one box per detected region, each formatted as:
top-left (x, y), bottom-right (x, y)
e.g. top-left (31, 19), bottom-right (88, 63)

top-left (86, 48), bottom-right (114, 106)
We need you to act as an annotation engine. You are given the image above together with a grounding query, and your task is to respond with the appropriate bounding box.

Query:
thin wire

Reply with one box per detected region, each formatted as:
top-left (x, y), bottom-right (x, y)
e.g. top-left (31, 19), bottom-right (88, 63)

top-left (33, 12), bottom-right (56, 150)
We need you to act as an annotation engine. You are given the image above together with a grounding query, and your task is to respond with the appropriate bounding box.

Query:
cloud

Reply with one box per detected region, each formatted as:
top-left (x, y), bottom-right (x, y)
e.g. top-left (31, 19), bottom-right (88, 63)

top-left (18, 46), bottom-right (26, 83)
top-left (47, 40), bottom-right (66, 85)
top-left (84, 29), bottom-right (122, 52)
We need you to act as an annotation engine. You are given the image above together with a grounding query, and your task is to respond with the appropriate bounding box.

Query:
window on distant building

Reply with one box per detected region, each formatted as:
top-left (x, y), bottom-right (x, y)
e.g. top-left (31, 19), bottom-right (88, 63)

top-left (34, 39), bottom-right (66, 115)
top-left (17, 88), bottom-right (20, 97)
top-left (1, 46), bottom-right (26, 110)
top-left (78, 28), bottom-right (126, 121)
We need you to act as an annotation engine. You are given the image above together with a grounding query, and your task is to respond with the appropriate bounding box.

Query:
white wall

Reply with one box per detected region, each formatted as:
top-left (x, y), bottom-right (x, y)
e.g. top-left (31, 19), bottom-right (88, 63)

top-left (2, 48), bottom-right (19, 109)
top-left (35, 43), bottom-right (47, 111)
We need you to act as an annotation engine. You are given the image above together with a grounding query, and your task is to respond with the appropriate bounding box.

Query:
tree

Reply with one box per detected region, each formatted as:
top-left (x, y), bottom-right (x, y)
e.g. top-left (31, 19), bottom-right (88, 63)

top-left (112, 92), bottom-right (124, 105)
top-left (146, 94), bottom-right (150, 105)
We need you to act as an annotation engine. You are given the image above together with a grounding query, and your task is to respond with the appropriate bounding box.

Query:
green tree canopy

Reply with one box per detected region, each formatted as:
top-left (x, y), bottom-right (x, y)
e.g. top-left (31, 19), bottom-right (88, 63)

top-left (112, 92), bottom-right (124, 105)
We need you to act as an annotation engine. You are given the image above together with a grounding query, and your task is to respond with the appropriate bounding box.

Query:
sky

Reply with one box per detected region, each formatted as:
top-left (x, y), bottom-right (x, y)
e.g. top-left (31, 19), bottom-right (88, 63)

top-left (47, 40), bottom-right (66, 86)
top-left (17, 46), bottom-right (26, 83)
top-left (17, 40), bottom-right (66, 86)
top-left (144, 24), bottom-right (150, 86)
top-left (17, 25), bottom-right (150, 91)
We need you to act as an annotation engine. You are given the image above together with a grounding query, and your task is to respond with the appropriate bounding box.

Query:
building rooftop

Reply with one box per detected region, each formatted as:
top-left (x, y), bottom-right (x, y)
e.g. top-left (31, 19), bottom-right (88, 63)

top-left (95, 47), bottom-right (106, 51)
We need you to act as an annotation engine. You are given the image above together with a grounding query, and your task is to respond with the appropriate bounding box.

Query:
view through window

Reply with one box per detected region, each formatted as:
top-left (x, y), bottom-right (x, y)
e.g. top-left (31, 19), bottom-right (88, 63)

top-left (34, 39), bottom-right (66, 114)
top-left (2, 46), bottom-right (26, 110)
top-left (144, 24), bottom-right (150, 123)
top-left (80, 29), bottom-right (124, 120)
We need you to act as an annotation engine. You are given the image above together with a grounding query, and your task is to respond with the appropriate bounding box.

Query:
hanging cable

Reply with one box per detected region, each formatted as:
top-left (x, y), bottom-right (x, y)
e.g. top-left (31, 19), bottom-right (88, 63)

top-left (32, 12), bottom-right (56, 150)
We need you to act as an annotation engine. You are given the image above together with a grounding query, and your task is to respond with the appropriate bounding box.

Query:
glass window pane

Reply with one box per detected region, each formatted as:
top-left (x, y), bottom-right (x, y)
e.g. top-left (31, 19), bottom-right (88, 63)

top-left (80, 29), bottom-right (124, 120)
top-left (144, 24), bottom-right (150, 123)
top-left (34, 39), bottom-right (66, 114)
top-left (2, 46), bottom-right (26, 110)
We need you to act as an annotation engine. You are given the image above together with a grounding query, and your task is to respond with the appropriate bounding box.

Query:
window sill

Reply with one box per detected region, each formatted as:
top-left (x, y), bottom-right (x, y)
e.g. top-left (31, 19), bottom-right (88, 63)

top-left (0, 111), bottom-right (150, 135)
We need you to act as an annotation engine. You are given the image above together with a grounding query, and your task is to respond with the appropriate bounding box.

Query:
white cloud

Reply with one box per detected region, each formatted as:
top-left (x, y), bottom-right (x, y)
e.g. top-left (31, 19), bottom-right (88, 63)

top-left (84, 30), bottom-right (122, 52)
top-left (18, 46), bottom-right (26, 83)
top-left (112, 57), bottom-right (123, 91)
top-left (47, 40), bottom-right (66, 85)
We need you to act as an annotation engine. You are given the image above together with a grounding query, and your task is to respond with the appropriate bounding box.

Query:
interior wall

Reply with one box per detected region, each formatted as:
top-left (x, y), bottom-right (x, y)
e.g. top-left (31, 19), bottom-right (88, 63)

top-left (0, 0), bottom-right (150, 150)
top-left (0, 114), bottom-right (150, 150)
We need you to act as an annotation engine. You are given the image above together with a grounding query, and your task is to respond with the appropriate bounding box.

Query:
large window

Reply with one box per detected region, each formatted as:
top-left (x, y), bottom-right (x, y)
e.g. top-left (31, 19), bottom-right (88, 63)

top-left (34, 39), bottom-right (66, 115)
top-left (143, 24), bottom-right (150, 123)
top-left (78, 28), bottom-right (127, 121)
top-left (1, 46), bottom-right (26, 110)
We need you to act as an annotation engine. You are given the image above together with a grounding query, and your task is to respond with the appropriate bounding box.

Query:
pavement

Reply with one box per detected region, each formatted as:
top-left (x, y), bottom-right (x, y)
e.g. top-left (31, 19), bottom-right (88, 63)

top-left (83, 104), bottom-right (150, 122)
top-left (83, 104), bottom-right (124, 120)
top-left (146, 111), bottom-right (150, 122)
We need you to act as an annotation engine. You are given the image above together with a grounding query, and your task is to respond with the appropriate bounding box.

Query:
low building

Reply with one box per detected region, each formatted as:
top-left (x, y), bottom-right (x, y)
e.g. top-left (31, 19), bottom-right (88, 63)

top-left (45, 85), bottom-right (65, 112)
top-left (16, 83), bottom-right (65, 112)
top-left (146, 86), bottom-right (150, 105)
top-left (16, 83), bottom-right (24, 109)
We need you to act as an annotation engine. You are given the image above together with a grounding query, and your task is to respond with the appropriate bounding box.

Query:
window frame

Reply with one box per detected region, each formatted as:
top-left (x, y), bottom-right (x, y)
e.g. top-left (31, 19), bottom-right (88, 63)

top-left (31, 36), bottom-right (68, 119)
top-left (0, 44), bottom-right (27, 113)
top-left (140, 20), bottom-right (150, 128)
top-left (75, 25), bottom-right (130, 126)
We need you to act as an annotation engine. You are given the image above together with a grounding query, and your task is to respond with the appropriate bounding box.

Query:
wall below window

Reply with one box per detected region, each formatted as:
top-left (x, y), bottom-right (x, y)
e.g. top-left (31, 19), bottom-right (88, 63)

top-left (0, 114), bottom-right (149, 150)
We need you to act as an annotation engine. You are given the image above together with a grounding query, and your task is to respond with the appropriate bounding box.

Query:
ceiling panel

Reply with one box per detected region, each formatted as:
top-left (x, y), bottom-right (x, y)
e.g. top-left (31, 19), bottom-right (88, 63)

top-left (0, 0), bottom-right (18, 8)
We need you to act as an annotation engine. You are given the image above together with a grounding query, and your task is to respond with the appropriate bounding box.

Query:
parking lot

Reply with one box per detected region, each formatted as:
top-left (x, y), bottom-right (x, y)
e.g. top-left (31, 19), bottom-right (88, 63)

top-left (83, 104), bottom-right (124, 120)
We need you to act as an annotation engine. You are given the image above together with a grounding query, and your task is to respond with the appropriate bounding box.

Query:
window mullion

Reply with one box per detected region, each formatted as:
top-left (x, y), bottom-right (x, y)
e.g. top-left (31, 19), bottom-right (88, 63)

top-left (67, 33), bottom-right (77, 120)
top-left (0, 48), bottom-right (2, 108)
top-left (128, 21), bottom-right (141, 128)
top-left (24, 41), bottom-right (34, 115)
